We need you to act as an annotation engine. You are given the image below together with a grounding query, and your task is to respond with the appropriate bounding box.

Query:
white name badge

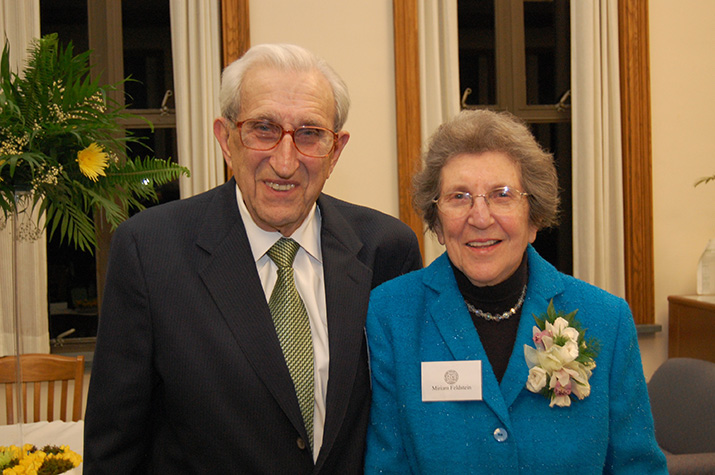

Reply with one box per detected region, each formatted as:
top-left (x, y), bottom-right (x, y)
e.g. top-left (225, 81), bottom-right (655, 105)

top-left (421, 360), bottom-right (483, 402)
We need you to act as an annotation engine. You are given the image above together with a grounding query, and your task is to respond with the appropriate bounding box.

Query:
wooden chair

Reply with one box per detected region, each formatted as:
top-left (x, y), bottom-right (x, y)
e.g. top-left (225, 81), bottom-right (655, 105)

top-left (0, 353), bottom-right (85, 424)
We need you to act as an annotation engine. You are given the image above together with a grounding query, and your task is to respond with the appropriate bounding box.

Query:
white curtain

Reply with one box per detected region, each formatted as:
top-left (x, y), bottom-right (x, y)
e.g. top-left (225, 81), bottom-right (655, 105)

top-left (417, 0), bottom-right (626, 294)
top-left (418, 0), bottom-right (460, 265)
top-left (571, 0), bottom-right (626, 298)
top-left (0, 0), bottom-right (49, 356)
top-left (169, 0), bottom-right (224, 198)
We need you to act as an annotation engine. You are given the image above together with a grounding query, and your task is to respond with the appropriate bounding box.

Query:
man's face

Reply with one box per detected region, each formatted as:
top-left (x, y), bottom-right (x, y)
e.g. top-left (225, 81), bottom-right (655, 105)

top-left (214, 66), bottom-right (349, 236)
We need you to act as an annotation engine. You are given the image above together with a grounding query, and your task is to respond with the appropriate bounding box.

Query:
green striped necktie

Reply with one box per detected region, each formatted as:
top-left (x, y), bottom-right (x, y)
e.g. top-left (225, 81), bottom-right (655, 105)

top-left (267, 237), bottom-right (314, 449)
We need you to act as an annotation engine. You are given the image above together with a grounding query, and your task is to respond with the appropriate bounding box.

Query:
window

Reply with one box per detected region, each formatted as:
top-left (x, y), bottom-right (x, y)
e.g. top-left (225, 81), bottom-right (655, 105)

top-left (458, 0), bottom-right (572, 274)
top-left (394, 0), bottom-right (655, 324)
top-left (40, 0), bottom-right (177, 349)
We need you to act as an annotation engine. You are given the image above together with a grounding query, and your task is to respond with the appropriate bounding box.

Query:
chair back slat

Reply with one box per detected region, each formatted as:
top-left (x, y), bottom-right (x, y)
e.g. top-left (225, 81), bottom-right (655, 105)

top-left (47, 381), bottom-right (56, 421)
top-left (33, 381), bottom-right (41, 421)
top-left (0, 354), bottom-right (85, 424)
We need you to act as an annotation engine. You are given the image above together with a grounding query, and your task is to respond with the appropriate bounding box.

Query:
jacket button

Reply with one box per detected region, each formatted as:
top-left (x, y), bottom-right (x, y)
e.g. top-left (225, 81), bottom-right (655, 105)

top-left (493, 427), bottom-right (508, 442)
top-left (296, 437), bottom-right (307, 450)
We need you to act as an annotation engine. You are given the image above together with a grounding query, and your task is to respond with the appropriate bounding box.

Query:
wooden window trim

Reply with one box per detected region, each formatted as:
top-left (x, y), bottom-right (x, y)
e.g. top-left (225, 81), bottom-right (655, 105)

top-left (618, 0), bottom-right (654, 325)
top-left (221, 0), bottom-right (251, 182)
top-left (87, 1), bottom-right (250, 308)
top-left (392, 0), bottom-right (655, 324)
top-left (220, 0), bottom-right (251, 68)
top-left (393, 0), bottom-right (424, 256)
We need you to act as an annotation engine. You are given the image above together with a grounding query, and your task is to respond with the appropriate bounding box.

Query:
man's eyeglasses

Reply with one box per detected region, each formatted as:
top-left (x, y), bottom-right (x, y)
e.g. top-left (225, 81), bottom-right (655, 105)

top-left (433, 186), bottom-right (530, 218)
top-left (236, 119), bottom-right (338, 158)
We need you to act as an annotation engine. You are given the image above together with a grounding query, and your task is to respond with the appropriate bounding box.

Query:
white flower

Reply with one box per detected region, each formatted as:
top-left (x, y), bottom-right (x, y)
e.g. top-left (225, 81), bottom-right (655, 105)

top-left (524, 344), bottom-right (539, 368)
top-left (547, 316), bottom-right (580, 342)
top-left (523, 301), bottom-right (600, 408)
top-left (526, 366), bottom-right (548, 392)
top-left (566, 361), bottom-right (593, 399)
top-left (541, 333), bottom-right (554, 350)
top-left (571, 379), bottom-right (591, 400)
top-left (548, 369), bottom-right (575, 407)
top-left (545, 316), bottom-right (567, 334)
top-left (531, 344), bottom-right (567, 373)
top-left (562, 326), bottom-right (580, 343)
top-left (550, 393), bottom-right (572, 407)
top-left (545, 341), bottom-right (577, 367)
top-left (562, 340), bottom-right (580, 361)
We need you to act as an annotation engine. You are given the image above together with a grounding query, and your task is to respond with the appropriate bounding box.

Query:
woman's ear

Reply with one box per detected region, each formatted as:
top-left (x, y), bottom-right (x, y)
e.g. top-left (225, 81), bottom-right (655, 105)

top-left (434, 220), bottom-right (446, 246)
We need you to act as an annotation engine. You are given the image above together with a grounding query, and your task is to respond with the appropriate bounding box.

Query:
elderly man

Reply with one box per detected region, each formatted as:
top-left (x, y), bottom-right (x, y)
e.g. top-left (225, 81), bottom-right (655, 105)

top-left (84, 44), bottom-right (422, 473)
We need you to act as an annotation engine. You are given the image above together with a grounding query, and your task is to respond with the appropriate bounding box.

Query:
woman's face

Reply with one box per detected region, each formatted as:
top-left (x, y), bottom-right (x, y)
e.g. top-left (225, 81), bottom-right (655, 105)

top-left (435, 151), bottom-right (537, 287)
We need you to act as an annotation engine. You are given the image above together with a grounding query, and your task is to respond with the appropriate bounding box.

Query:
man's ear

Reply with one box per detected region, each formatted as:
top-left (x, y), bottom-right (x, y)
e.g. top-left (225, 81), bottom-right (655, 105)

top-left (327, 130), bottom-right (350, 175)
top-left (213, 118), bottom-right (233, 170)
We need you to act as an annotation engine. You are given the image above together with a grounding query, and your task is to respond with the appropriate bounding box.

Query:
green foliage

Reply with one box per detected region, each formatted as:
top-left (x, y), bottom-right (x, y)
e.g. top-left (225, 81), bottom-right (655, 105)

top-left (532, 299), bottom-right (579, 330)
top-left (532, 299), bottom-right (600, 363)
top-left (37, 458), bottom-right (75, 475)
top-left (0, 448), bottom-right (18, 470)
top-left (39, 445), bottom-right (64, 456)
top-left (0, 33), bottom-right (190, 251)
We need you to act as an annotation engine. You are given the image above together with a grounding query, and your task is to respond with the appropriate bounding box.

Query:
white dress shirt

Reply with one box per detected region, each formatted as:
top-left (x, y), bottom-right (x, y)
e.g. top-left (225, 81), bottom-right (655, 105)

top-left (234, 185), bottom-right (329, 462)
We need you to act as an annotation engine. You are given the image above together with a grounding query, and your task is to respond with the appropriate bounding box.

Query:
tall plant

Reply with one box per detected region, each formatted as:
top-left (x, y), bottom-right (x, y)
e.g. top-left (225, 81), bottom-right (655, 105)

top-left (0, 34), bottom-right (190, 251)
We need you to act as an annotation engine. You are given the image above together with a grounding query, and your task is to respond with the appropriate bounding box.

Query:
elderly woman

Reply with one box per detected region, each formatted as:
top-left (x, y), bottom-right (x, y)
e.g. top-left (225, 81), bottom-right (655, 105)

top-left (364, 110), bottom-right (667, 473)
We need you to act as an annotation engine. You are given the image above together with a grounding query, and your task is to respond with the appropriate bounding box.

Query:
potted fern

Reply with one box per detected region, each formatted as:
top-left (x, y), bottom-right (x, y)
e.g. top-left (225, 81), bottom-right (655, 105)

top-left (0, 34), bottom-right (189, 251)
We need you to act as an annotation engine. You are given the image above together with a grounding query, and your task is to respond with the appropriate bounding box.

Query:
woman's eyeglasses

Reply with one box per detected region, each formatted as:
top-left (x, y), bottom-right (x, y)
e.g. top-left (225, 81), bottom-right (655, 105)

top-left (433, 186), bottom-right (529, 218)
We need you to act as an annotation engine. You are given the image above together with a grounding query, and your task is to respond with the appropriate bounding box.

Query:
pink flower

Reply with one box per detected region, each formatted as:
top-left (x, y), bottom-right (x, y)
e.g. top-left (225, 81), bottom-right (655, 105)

top-left (532, 327), bottom-right (552, 350)
top-left (523, 301), bottom-right (600, 408)
top-left (549, 369), bottom-right (574, 407)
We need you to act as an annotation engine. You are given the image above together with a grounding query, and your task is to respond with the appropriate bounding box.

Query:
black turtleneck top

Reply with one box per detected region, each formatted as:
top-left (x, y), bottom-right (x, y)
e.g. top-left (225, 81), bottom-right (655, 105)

top-left (450, 252), bottom-right (529, 383)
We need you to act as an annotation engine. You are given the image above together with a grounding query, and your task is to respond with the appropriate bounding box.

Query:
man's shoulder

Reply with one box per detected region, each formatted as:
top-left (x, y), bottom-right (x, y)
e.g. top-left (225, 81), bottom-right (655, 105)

top-left (318, 194), bottom-right (423, 284)
top-left (109, 183), bottom-right (238, 252)
top-left (121, 182), bottom-right (229, 229)
top-left (318, 194), bottom-right (413, 233)
top-left (318, 193), bottom-right (420, 254)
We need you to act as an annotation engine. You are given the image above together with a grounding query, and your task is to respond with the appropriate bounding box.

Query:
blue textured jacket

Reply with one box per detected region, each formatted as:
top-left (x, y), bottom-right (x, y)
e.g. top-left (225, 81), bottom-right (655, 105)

top-left (365, 246), bottom-right (667, 474)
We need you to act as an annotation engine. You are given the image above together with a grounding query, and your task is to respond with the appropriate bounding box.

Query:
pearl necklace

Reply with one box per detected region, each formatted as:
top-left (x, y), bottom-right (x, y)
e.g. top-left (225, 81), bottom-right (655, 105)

top-left (464, 284), bottom-right (527, 322)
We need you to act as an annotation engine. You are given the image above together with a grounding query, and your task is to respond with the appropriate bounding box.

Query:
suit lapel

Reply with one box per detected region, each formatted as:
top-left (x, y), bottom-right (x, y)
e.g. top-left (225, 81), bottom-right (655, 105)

top-left (425, 248), bottom-right (566, 422)
top-left (315, 195), bottom-right (372, 467)
top-left (424, 254), bottom-right (510, 422)
top-left (196, 180), bottom-right (308, 441)
top-left (499, 246), bottom-right (564, 409)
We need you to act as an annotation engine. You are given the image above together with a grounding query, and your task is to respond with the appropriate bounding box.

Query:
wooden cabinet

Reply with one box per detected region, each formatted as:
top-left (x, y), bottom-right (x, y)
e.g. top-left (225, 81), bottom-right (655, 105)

top-left (668, 295), bottom-right (715, 363)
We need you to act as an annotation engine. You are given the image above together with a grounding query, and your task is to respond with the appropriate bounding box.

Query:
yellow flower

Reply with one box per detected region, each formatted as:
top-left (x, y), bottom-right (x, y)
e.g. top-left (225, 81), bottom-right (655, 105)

top-left (76, 142), bottom-right (109, 181)
top-left (0, 444), bottom-right (81, 475)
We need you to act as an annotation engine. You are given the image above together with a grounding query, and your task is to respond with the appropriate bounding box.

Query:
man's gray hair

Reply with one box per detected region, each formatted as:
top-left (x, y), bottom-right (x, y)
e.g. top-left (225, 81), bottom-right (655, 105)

top-left (219, 43), bottom-right (350, 131)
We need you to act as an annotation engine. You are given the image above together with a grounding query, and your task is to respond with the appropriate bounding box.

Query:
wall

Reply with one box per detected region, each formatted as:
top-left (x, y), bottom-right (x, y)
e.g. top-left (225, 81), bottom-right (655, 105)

top-left (250, 1), bottom-right (400, 216)
top-left (645, 0), bottom-right (715, 378)
top-left (249, 1), bottom-right (715, 379)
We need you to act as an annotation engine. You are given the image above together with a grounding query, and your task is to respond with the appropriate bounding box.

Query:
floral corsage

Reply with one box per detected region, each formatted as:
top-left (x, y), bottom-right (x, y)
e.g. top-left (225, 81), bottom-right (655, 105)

top-left (523, 300), bottom-right (600, 407)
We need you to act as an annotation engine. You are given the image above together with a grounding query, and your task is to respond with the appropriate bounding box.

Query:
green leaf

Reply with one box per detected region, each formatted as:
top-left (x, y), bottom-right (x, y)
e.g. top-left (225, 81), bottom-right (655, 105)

top-left (0, 34), bottom-right (191, 250)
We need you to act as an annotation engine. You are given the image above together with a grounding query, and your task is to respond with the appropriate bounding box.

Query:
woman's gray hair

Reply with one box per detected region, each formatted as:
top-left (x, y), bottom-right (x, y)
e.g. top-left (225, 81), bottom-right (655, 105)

top-left (218, 43), bottom-right (350, 131)
top-left (413, 109), bottom-right (560, 233)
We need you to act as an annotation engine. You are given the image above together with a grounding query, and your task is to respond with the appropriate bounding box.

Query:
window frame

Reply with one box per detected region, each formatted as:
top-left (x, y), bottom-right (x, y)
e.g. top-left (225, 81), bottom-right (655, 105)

top-left (85, 1), bottom-right (179, 308)
top-left (392, 0), bottom-right (655, 325)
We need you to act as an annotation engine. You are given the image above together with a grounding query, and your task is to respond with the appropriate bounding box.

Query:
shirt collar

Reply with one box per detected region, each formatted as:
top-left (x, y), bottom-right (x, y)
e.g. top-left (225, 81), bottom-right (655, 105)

top-left (233, 183), bottom-right (322, 263)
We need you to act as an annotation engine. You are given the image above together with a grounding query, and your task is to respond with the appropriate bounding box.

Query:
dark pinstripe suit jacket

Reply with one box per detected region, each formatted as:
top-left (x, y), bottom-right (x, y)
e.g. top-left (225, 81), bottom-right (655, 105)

top-left (83, 178), bottom-right (422, 474)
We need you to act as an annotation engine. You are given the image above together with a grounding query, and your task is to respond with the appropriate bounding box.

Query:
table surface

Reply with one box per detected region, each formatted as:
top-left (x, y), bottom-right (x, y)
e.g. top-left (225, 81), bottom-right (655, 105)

top-left (668, 294), bottom-right (715, 310)
top-left (0, 420), bottom-right (83, 473)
